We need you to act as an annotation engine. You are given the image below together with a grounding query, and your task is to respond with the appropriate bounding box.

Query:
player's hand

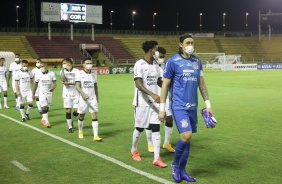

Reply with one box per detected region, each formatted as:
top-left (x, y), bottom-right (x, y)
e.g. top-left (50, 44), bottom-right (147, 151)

top-left (82, 93), bottom-right (89, 100)
top-left (201, 108), bottom-right (217, 128)
top-left (158, 111), bottom-right (166, 122)
top-left (151, 94), bottom-right (160, 103)
top-left (50, 88), bottom-right (55, 92)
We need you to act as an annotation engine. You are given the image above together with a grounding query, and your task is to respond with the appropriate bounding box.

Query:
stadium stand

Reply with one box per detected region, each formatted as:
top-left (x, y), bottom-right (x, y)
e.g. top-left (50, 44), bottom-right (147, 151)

top-left (0, 36), bottom-right (33, 59)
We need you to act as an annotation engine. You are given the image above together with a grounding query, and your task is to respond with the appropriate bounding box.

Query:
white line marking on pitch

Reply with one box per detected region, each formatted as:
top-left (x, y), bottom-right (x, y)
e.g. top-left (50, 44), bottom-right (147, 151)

top-left (11, 160), bottom-right (30, 172)
top-left (1, 113), bottom-right (174, 184)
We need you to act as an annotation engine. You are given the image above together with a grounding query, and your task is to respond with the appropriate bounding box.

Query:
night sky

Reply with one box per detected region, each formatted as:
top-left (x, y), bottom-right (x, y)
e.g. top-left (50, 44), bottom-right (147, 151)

top-left (1, 0), bottom-right (282, 32)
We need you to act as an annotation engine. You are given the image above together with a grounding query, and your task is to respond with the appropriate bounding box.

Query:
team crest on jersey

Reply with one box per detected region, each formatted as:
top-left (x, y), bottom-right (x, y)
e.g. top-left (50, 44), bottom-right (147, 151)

top-left (192, 62), bottom-right (198, 69)
top-left (180, 119), bottom-right (189, 128)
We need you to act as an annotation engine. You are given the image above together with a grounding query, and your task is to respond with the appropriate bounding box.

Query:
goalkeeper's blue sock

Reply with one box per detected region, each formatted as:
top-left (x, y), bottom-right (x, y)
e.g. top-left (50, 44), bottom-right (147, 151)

top-left (179, 142), bottom-right (190, 172)
top-left (172, 139), bottom-right (188, 166)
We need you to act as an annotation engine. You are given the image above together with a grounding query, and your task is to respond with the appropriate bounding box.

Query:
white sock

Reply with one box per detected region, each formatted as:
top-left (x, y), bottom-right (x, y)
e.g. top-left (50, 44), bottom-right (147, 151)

top-left (78, 119), bottom-right (84, 132)
top-left (4, 97), bottom-right (7, 106)
top-left (145, 129), bottom-right (153, 145)
top-left (20, 108), bottom-right (25, 119)
top-left (164, 126), bottom-right (173, 145)
top-left (16, 97), bottom-right (21, 107)
top-left (152, 132), bottom-right (161, 161)
top-left (67, 119), bottom-right (72, 129)
top-left (92, 121), bottom-right (98, 137)
top-left (36, 101), bottom-right (42, 111)
top-left (26, 105), bottom-right (32, 114)
top-left (131, 129), bottom-right (142, 152)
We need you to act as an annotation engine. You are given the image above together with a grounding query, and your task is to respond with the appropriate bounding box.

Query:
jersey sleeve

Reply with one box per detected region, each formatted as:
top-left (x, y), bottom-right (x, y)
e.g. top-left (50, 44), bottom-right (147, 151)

top-left (75, 71), bottom-right (81, 82)
top-left (14, 71), bottom-right (19, 81)
top-left (52, 72), bottom-right (56, 81)
top-left (163, 59), bottom-right (174, 79)
top-left (133, 61), bottom-right (143, 80)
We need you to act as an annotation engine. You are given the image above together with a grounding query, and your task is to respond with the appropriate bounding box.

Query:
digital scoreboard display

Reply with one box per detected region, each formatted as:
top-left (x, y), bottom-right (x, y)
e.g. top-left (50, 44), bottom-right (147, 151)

top-left (60, 3), bottom-right (86, 23)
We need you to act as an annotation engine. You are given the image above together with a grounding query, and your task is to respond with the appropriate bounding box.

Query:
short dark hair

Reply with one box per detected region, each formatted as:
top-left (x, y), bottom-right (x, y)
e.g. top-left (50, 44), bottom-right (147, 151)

top-left (82, 58), bottom-right (92, 64)
top-left (179, 33), bottom-right (193, 43)
top-left (22, 60), bottom-right (28, 64)
top-left (142, 41), bottom-right (158, 53)
top-left (62, 58), bottom-right (73, 64)
top-left (15, 53), bottom-right (20, 57)
top-left (158, 47), bottom-right (166, 55)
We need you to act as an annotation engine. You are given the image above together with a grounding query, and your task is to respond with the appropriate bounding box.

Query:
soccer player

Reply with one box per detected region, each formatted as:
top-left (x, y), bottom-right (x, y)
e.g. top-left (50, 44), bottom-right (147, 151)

top-left (0, 58), bottom-right (9, 109)
top-left (131, 41), bottom-right (167, 168)
top-left (75, 58), bottom-right (102, 141)
top-left (60, 58), bottom-right (79, 133)
top-left (7, 53), bottom-right (22, 110)
top-left (15, 60), bottom-right (34, 122)
top-left (32, 59), bottom-right (42, 113)
top-left (145, 47), bottom-right (175, 153)
top-left (158, 33), bottom-right (216, 182)
top-left (33, 62), bottom-right (57, 128)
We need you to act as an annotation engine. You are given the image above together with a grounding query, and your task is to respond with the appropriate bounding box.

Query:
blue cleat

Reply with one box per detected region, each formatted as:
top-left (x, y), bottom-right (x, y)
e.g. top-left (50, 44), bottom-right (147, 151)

top-left (181, 172), bottom-right (196, 182)
top-left (171, 165), bottom-right (181, 183)
top-left (38, 110), bottom-right (42, 114)
top-left (15, 106), bottom-right (20, 110)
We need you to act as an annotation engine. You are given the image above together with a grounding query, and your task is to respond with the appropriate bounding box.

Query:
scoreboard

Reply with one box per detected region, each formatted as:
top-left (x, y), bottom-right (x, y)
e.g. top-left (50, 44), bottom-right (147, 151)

top-left (41, 2), bottom-right (102, 24)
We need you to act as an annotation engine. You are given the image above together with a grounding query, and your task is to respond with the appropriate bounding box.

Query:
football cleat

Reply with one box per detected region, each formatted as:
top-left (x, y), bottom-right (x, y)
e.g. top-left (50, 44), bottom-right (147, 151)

top-left (163, 144), bottom-right (175, 153)
top-left (94, 136), bottom-right (102, 142)
top-left (153, 157), bottom-right (167, 168)
top-left (68, 128), bottom-right (74, 133)
top-left (4, 105), bottom-right (9, 109)
top-left (148, 144), bottom-right (154, 153)
top-left (45, 122), bottom-right (51, 128)
top-left (22, 118), bottom-right (26, 122)
top-left (181, 172), bottom-right (196, 182)
top-left (15, 106), bottom-right (20, 110)
top-left (131, 150), bottom-right (141, 161)
top-left (171, 164), bottom-right (181, 183)
top-left (78, 131), bottom-right (84, 139)
top-left (38, 110), bottom-right (42, 114)
top-left (25, 114), bottom-right (30, 120)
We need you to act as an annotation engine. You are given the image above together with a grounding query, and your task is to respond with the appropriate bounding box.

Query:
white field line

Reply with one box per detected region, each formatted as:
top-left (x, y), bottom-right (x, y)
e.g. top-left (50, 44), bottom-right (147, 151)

top-left (0, 113), bottom-right (174, 184)
top-left (11, 160), bottom-right (30, 172)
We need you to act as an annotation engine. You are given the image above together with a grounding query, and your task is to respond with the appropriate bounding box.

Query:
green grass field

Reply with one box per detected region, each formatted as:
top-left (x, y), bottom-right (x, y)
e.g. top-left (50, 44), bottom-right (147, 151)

top-left (1, 70), bottom-right (282, 184)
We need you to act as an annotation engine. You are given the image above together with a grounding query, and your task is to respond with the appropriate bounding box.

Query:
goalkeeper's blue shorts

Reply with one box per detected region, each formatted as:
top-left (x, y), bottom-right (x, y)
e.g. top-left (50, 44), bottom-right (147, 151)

top-left (171, 109), bottom-right (198, 133)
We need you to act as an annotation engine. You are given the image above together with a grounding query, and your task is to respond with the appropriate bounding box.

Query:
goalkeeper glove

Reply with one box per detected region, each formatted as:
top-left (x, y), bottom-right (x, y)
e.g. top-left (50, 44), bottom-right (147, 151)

top-left (201, 108), bottom-right (217, 128)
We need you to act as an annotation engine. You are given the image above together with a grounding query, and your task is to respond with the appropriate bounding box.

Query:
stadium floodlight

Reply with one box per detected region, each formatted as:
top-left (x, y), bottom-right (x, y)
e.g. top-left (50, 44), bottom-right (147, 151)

top-left (132, 11), bottom-right (136, 30)
top-left (223, 13), bottom-right (226, 35)
top-left (110, 10), bottom-right (114, 32)
top-left (153, 12), bottom-right (157, 31)
top-left (200, 13), bottom-right (203, 32)
top-left (176, 12), bottom-right (179, 32)
top-left (246, 13), bottom-right (249, 32)
top-left (16, 5), bottom-right (19, 34)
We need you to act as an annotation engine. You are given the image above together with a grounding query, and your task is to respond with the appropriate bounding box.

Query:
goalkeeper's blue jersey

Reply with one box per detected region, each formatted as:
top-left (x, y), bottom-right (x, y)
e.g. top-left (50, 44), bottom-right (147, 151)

top-left (163, 53), bottom-right (203, 110)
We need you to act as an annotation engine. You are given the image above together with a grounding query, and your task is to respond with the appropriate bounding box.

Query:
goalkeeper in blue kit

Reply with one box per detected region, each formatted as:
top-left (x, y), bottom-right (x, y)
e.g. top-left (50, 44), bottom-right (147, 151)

top-left (158, 33), bottom-right (216, 182)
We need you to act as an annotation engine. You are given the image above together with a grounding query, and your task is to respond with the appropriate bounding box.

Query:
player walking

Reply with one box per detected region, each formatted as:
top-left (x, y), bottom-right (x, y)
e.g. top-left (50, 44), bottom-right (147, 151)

top-left (0, 58), bottom-right (9, 109)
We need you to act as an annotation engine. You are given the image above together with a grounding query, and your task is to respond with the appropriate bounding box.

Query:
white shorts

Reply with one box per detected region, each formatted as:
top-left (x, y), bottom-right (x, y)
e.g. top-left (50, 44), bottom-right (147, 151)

top-left (39, 91), bottom-right (52, 107)
top-left (19, 91), bottom-right (33, 104)
top-left (35, 88), bottom-right (39, 97)
top-left (12, 80), bottom-right (17, 93)
top-left (134, 105), bottom-right (160, 128)
top-left (64, 98), bottom-right (78, 108)
top-left (0, 81), bottom-right (7, 92)
top-left (77, 96), bottom-right (98, 114)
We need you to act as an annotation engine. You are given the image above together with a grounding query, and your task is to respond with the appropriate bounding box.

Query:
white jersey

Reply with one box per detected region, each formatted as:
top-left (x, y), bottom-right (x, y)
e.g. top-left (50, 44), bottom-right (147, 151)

top-left (9, 62), bottom-right (22, 80)
top-left (60, 68), bottom-right (79, 98)
top-left (75, 69), bottom-right (97, 98)
top-left (32, 67), bottom-right (41, 78)
top-left (35, 70), bottom-right (56, 93)
top-left (0, 66), bottom-right (7, 82)
top-left (132, 59), bottom-right (161, 107)
top-left (15, 69), bottom-right (33, 92)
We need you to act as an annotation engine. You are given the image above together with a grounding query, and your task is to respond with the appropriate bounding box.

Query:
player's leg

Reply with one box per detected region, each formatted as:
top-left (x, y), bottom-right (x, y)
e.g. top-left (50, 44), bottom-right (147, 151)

top-left (163, 114), bottom-right (175, 153)
top-left (90, 112), bottom-right (102, 141)
top-left (3, 91), bottom-right (9, 108)
top-left (19, 96), bottom-right (26, 122)
top-left (0, 92), bottom-right (2, 109)
top-left (77, 97), bottom-right (87, 139)
top-left (25, 93), bottom-right (33, 120)
top-left (150, 111), bottom-right (167, 168)
top-left (64, 98), bottom-right (74, 133)
top-left (13, 80), bottom-right (20, 110)
top-left (71, 98), bottom-right (79, 127)
top-left (145, 126), bottom-right (154, 152)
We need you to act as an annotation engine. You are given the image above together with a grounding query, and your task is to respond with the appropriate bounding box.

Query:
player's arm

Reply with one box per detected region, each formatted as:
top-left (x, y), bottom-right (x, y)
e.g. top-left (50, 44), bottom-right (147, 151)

top-left (75, 81), bottom-right (89, 100)
top-left (94, 83), bottom-right (98, 103)
top-left (135, 78), bottom-right (160, 103)
top-left (15, 80), bottom-right (20, 97)
top-left (199, 75), bottom-right (213, 115)
top-left (32, 82), bottom-right (38, 99)
top-left (50, 80), bottom-right (57, 92)
top-left (158, 77), bottom-right (171, 121)
top-left (7, 70), bottom-right (12, 87)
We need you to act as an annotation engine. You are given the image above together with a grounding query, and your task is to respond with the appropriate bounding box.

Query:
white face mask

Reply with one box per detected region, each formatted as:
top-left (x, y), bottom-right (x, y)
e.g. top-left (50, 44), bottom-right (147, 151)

top-left (157, 58), bottom-right (165, 64)
top-left (15, 58), bottom-right (20, 62)
top-left (62, 64), bottom-right (67, 69)
top-left (85, 64), bottom-right (92, 70)
top-left (153, 51), bottom-right (159, 61)
top-left (40, 68), bottom-right (46, 73)
top-left (36, 62), bottom-right (41, 67)
top-left (184, 45), bottom-right (194, 55)
top-left (22, 66), bottom-right (28, 71)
